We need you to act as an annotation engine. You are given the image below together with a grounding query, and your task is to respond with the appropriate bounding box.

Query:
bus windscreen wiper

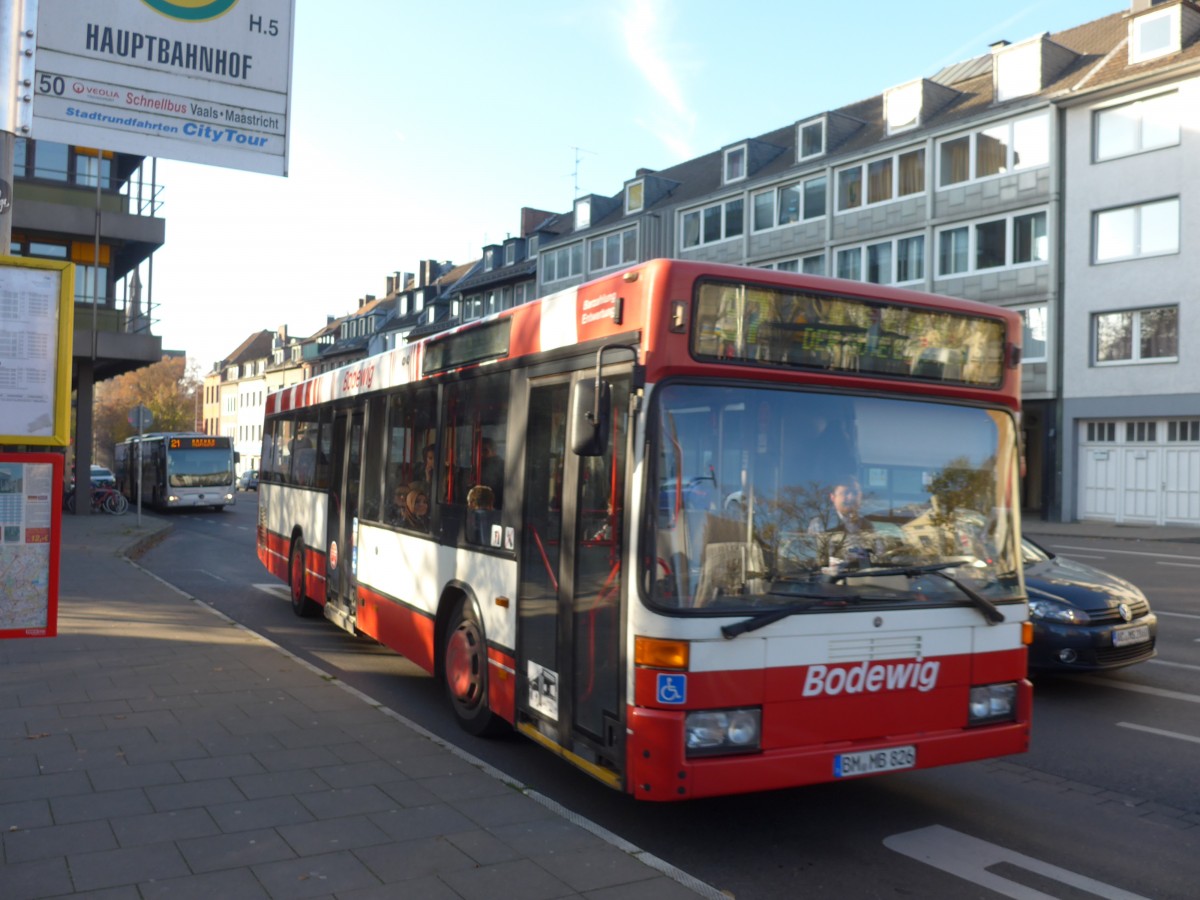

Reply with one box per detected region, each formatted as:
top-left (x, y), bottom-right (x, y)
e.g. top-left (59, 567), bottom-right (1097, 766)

top-left (830, 561), bottom-right (1005, 625)
top-left (721, 589), bottom-right (897, 639)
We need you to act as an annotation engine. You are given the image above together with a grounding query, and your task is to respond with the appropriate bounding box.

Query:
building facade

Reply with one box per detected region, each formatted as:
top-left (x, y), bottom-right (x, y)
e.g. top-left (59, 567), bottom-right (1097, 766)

top-left (10, 139), bottom-right (165, 488)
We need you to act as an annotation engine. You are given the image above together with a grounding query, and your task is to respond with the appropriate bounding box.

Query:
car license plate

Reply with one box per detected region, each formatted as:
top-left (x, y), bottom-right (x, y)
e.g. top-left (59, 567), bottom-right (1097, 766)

top-left (834, 745), bottom-right (916, 778)
top-left (1112, 624), bottom-right (1150, 647)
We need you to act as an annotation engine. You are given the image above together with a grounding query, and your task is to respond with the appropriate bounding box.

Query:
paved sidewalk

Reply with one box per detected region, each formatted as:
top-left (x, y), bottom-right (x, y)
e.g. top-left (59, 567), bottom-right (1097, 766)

top-left (1023, 518), bottom-right (1200, 544)
top-left (0, 512), bottom-right (718, 900)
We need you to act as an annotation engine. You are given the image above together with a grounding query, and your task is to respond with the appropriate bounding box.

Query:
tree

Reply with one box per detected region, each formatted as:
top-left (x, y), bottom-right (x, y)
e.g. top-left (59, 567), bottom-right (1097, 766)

top-left (91, 356), bottom-right (201, 466)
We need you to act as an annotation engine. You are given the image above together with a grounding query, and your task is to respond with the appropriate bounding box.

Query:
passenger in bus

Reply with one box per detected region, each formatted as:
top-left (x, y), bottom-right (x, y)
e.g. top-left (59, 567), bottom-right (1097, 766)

top-left (423, 444), bottom-right (437, 486)
top-left (466, 483), bottom-right (497, 546)
top-left (466, 484), bottom-right (494, 511)
top-left (808, 475), bottom-right (873, 535)
top-left (388, 484), bottom-right (410, 526)
top-left (401, 481), bottom-right (431, 530)
top-left (480, 437), bottom-right (504, 508)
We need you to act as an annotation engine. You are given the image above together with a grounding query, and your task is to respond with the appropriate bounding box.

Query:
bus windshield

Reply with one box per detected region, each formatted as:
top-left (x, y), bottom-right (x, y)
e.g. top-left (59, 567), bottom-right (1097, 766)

top-left (168, 449), bottom-right (234, 488)
top-left (647, 383), bottom-right (1022, 614)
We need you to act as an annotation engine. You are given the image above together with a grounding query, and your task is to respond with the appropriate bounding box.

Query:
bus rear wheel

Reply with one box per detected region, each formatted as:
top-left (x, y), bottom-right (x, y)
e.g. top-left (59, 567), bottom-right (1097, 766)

top-left (289, 538), bottom-right (319, 618)
top-left (443, 597), bottom-right (503, 736)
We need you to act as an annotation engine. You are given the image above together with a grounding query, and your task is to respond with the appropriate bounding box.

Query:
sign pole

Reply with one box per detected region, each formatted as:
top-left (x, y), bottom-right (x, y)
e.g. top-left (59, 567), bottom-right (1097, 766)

top-left (0, 2), bottom-right (39, 255)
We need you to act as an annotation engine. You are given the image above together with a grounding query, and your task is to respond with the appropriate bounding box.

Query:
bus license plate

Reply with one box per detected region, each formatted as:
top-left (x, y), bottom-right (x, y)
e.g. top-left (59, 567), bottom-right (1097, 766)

top-left (834, 745), bottom-right (916, 778)
top-left (1112, 625), bottom-right (1150, 647)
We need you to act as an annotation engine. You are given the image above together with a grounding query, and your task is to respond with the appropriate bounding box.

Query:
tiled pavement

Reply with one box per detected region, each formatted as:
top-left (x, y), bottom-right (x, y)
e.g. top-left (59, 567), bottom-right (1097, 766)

top-left (0, 512), bottom-right (721, 899)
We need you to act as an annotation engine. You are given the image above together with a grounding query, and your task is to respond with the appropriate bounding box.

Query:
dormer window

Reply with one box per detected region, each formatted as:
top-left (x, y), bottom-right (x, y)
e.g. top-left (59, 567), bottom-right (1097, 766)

top-left (575, 197), bottom-right (591, 230)
top-left (528, 235), bottom-right (539, 256)
top-left (504, 243), bottom-right (515, 265)
top-left (1130, 5), bottom-right (1177, 63)
top-left (484, 248), bottom-right (496, 271)
top-left (797, 118), bottom-right (825, 160)
top-left (885, 82), bottom-right (921, 134)
top-left (626, 179), bottom-right (645, 214)
top-left (724, 145), bottom-right (746, 183)
top-left (994, 40), bottom-right (1041, 102)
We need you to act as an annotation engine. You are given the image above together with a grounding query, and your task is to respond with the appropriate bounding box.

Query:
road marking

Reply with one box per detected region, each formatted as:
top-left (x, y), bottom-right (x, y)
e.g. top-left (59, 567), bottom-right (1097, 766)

top-left (1117, 722), bottom-right (1200, 745)
top-left (1055, 552), bottom-right (1107, 560)
top-left (1155, 610), bottom-right (1200, 619)
top-left (198, 569), bottom-right (226, 582)
top-left (253, 583), bottom-right (290, 600)
top-left (1064, 675), bottom-right (1200, 704)
top-left (1044, 543), bottom-right (1200, 562)
top-left (1147, 658), bottom-right (1200, 672)
top-left (885, 825), bottom-right (1149, 899)
top-left (1156, 561), bottom-right (1200, 569)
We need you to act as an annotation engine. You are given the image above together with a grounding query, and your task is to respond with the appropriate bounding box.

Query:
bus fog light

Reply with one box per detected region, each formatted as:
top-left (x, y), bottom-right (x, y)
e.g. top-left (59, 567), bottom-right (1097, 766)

top-left (968, 683), bottom-right (1017, 726)
top-left (685, 708), bottom-right (761, 757)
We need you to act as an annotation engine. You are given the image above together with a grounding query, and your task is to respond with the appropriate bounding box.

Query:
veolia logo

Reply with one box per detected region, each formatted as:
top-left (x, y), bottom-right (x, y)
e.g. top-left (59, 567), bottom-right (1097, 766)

top-left (140, 0), bottom-right (239, 22)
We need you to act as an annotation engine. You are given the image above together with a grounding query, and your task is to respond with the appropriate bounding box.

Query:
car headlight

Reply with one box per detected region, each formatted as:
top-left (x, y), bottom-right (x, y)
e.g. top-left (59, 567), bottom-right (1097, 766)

top-left (685, 708), bottom-right (761, 757)
top-left (968, 683), bottom-right (1017, 726)
top-left (1028, 597), bottom-right (1089, 624)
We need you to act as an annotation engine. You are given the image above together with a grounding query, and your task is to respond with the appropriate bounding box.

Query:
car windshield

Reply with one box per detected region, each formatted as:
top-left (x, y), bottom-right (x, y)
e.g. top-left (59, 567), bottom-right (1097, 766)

top-left (645, 384), bottom-right (1023, 614)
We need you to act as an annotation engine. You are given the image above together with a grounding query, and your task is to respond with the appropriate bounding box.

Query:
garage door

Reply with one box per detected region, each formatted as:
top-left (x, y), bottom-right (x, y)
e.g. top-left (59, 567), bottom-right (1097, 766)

top-left (1078, 419), bottom-right (1200, 526)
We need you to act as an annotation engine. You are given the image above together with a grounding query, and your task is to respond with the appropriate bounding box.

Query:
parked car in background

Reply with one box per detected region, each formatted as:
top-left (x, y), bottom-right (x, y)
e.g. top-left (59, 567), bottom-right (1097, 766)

top-left (237, 469), bottom-right (259, 491)
top-left (90, 465), bottom-right (116, 487)
top-left (1023, 537), bottom-right (1157, 672)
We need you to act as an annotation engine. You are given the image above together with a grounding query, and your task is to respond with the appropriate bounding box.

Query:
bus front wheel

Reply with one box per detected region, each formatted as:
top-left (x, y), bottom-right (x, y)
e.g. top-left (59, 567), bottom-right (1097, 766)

top-left (289, 538), bottom-right (319, 618)
top-left (443, 597), bottom-right (504, 736)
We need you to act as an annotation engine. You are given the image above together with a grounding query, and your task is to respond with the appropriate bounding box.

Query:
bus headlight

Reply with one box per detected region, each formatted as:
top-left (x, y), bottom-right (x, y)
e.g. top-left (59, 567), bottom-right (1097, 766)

top-left (968, 683), bottom-right (1017, 726)
top-left (685, 708), bottom-right (761, 757)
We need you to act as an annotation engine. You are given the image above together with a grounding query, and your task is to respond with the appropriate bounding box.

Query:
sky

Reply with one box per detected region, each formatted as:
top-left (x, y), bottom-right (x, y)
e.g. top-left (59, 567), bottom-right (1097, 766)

top-left (150, 0), bottom-right (1128, 372)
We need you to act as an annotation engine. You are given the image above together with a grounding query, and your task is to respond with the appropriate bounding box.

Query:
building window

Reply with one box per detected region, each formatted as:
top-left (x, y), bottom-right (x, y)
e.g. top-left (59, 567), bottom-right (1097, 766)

top-left (680, 198), bottom-right (744, 249)
top-left (1129, 7), bottom-right (1176, 64)
top-left (836, 149), bottom-right (923, 212)
top-left (1093, 198), bottom-right (1178, 263)
top-left (761, 174), bottom-right (827, 230)
top-left (802, 254), bottom-right (825, 276)
top-left (1086, 421), bottom-right (1117, 442)
top-left (1167, 420), bottom-right (1200, 442)
top-left (724, 145), bottom-right (746, 183)
top-left (1018, 305), bottom-right (1047, 363)
top-left (753, 191), bottom-right (775, 231)
top-left (589, 226), bottom-right (637, 271)
top-left (936, 210), bottom-right (1047, 276)
top-left (1093, 306), bottom-right (1177, 365)
top-left (484, 248), bottom-right (496, 271)
top-left (938, 114), bottom-right (1049, 187)
top-left (504, 243), bottom-right (515, 266)
top-left (574, 197), bottom-right (591, 230)
top-left (1095, 91), bottom-right (1179, 161)
top-left (994, 41), bottom-right (1041, 102)
top-left (543, 243), bottom-right (583, 283)
top-left (1126, 421), bottom-right (1157, 443)
top-left (836, 234), bottom-right (924, 285)
top-left (626, 180), bottom-right (644, 214)
top-left (798, 119), bottom-right (825, 160)
top-left (884, 81), bottom-right (921, 134)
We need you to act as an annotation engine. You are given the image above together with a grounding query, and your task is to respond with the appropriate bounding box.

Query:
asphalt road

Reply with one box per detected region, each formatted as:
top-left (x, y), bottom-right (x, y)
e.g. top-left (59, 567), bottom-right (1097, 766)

top-left (140, 496), bottom-right (1200, 899)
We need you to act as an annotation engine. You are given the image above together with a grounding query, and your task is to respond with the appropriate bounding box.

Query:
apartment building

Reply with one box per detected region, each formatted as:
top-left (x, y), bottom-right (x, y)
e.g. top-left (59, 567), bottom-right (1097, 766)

top-left (10, 139), bottom-right (165, 484)
top-left (1057, 0), bottom-right (1200, 524)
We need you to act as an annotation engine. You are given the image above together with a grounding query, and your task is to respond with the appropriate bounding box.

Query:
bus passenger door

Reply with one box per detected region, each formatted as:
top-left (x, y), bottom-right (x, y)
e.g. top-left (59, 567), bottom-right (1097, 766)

top-left (517, 373), bottom-right (628, 777)
top-left (327, 409), bottom-right (363, 620)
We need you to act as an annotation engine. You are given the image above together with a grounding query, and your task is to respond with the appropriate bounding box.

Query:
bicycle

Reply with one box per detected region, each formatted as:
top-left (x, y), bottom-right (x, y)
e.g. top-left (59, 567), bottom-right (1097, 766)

top-left (64, 484), bottom-right (129, 515)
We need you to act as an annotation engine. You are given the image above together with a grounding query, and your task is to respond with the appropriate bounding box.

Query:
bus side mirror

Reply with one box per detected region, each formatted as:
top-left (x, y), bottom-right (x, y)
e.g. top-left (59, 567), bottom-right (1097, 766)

top-left (235, 451), bottom-right (241, 463)
top-left (572, 379), bottom-right (610, 457)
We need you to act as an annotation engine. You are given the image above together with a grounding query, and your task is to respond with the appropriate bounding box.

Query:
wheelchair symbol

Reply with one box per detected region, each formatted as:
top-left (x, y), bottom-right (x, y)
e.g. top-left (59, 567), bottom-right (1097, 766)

top-left (657, 673), bottom-right (686, 705)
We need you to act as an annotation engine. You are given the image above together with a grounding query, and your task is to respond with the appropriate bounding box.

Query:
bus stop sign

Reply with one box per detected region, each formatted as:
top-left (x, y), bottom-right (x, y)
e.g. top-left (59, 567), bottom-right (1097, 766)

top-left (128, 405), bottom-right (153, 430)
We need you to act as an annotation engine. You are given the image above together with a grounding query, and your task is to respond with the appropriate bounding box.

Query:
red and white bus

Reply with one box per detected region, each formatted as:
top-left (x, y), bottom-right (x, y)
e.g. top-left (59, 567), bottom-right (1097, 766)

top-left (257, 259), bottom-right (1030, 800)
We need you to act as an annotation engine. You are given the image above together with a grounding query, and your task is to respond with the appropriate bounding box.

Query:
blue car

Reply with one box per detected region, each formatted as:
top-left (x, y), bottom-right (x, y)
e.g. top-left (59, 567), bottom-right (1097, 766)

top-left (1023, 538), bottom-right (1157, 672)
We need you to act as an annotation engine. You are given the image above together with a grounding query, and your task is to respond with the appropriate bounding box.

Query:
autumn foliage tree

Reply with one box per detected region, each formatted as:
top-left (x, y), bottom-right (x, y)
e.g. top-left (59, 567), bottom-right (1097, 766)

top-left (91, 356), bottom-right (201, 467)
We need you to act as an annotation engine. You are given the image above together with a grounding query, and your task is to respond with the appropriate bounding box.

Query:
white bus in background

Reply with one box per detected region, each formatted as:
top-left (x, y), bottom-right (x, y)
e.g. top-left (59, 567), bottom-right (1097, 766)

top-left (115, 433), bottom-right (238, 511)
